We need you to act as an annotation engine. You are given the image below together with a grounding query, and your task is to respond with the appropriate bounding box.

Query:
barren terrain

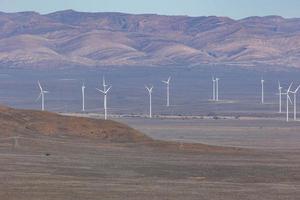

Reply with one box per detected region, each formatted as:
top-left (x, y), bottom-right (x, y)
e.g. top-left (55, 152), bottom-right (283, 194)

top-left (1, 106), bottom-right (300, 199)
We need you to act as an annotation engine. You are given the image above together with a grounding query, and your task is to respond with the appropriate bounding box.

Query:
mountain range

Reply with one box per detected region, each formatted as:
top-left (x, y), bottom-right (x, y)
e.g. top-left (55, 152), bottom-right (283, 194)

top-left (1, 10), bottom-right (300, 69)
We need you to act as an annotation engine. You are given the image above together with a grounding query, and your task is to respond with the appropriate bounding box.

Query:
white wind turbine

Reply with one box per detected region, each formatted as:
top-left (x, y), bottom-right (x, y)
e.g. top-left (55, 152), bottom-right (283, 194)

top-left (145, 86), bottom-right (153, 118)
top-left (285, 83), bottom-right (293, 122)
top-left (36, 81), bottom-right (49, 111)
top-left (261, 78), bottom-right (265, 104)
top-left (162, 76), bottom-right (171, 107)
top-left (212, 77), bottom-right (216, 101)
top-left (81, 82), bottom-right (85, 112)
top-left (277, 81), bottom-right (283, 113)
top-left (96, 77), bottom-right (112, 120)
top-left (216, 77), bottom-right (220, 101)
top-left (290, 84), bottom-right (300, 121)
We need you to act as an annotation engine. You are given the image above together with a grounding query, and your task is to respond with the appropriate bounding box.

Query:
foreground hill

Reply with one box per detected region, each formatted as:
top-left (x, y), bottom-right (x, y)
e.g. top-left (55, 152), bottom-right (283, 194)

top-left (0, 106), bottom-right (151, 142)
top-left (0, 105), bottom-right (243, 153)
top-left (0, 10), bottom-right (300, 69)
top-left (0, 109), bottom-right (299, 200)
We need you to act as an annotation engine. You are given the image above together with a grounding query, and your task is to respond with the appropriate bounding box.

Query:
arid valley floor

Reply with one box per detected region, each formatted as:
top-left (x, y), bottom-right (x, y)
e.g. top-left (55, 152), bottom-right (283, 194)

top-left (1, 107), bottom-right (300, 200)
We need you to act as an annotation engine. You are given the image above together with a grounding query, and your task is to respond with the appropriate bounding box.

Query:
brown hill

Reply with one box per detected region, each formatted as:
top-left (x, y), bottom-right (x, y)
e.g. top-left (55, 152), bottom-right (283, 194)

top-left (1, 10), bottom-right (300, 69)
top-left (0, 106), bottom-right (151, 143)
top-left (0, 106), bottom-right (243, 153)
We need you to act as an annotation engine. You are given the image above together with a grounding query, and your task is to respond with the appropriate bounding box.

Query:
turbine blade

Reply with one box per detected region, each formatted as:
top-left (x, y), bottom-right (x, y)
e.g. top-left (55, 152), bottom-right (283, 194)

top-left (295, 85), bottom-right (300, 93)
top-left (106, 86), bottom-right (112, 93)
top-left (36, 93), bottom-right (42, 102)
top-left (38, 81), bottom-right (43, 92)
top-left (287, 82), bottom-right (293, 92)
top-left (288, 95), bottom-right (293, 104)
top-left (96, 88), bottom-right (105, 94)
top-left (278, 81), bottom-right (281, 88)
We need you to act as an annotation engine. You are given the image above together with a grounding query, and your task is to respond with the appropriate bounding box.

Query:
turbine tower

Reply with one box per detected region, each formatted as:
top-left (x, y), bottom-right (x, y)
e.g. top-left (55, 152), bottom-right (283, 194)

top-left (212, 77), bottom-right (216, 101)
top-left (81, 82), bottom-right (85, 112)
top-left (96, 78), bottom-right (111, 120)
top-left (145, 86), bottom-right (153, 118)
top-left (278, 81), bottom-right (283, 113)
top-left (285, 83), bottom-right (293, 122)
top-left (216, 78), bottom-right (220, 101)
top-left (36, 81), bottom-right (49, 111)
top-left (261, 78), bottom-right (265, 104)
top-left (291, 85), bottom-right (300, 121)
top-left (162, 77), bottom-right (171, 107)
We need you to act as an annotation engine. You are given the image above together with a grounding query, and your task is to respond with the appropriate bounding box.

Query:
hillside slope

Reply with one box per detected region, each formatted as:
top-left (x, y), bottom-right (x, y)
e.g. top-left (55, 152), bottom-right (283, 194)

top-left (0, 106), bottom-right (151, 143)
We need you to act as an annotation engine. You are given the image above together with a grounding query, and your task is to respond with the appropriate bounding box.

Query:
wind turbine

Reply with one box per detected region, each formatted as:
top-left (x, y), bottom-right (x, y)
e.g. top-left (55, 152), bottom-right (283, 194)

top-left (291, 84), bottom-right (300, 121)
top-left (81, 82), bottom-right (85, 112)
top-left (36, 81), bottom-right (49, 111)
top-left (212, 77), bottom-right (216, 101)
top-left (216, 78), bottom-right (220, 101)
top-left (285, 83), bottom-right (293, 122)
top-left (278, 81), bottom-right (283, 113)
top-left (261, 78), bottom-right (265, 104)
top-left (96, 78), bottom-right (112, 120)
top-left (145, 86), bottom-right (153, 118)
top-left (162, 76), bottom-right (171, 107)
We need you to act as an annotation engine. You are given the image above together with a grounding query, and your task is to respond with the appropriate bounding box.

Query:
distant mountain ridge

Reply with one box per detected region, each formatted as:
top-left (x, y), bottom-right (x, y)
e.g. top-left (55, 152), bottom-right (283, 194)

top-left (0, 10), bottom-right (300, 69)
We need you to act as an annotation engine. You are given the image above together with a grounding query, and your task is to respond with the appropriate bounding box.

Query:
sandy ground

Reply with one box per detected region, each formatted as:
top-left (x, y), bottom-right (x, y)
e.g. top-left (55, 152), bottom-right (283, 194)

top-left (1, 115), bottom-right (300, 200)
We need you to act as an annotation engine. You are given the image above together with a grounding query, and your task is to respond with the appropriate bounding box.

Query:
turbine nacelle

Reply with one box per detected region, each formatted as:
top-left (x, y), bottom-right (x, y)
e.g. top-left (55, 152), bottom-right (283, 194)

top-left (145, 86), bottom-right (153, 93)
top-left (96, 86), bottom-right (112, 95)
top-left (162, 77), bottom-right (171, 84)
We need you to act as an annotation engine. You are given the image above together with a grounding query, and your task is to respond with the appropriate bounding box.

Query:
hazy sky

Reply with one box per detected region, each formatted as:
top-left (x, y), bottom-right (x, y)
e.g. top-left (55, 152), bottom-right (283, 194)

top-left (1, 0), bottom-right (300, 19)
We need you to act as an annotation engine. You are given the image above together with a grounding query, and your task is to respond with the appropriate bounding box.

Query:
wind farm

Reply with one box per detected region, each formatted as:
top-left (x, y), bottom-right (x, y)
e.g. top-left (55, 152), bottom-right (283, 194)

top-left (0, 66), bottom-right (299, 121)
top-left (1, 2), bottom-right (300, 200)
